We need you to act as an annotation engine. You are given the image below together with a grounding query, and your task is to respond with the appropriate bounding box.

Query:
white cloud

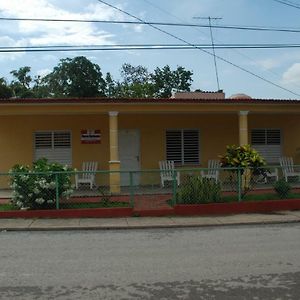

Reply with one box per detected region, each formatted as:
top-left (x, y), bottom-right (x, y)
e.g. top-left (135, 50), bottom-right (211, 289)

top-left (282, 63), bottom-right (300, 85)
top-left (36, 68), bottom-right (51, 77)
top-left (255, 58), bottom-right (281, 70)
top-left (0, 0), bottom-right (124, 46)
top-left (0, 36), bottom-right (26, 61)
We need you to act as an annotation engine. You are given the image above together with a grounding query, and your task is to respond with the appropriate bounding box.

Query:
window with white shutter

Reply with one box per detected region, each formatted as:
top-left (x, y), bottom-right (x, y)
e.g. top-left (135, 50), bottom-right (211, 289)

top-left (34, 131), bottom-right (72, 166)
top-left (251, 129), bottom-right (281, 163)
top-left (166, 129), bottom-right (199, 165)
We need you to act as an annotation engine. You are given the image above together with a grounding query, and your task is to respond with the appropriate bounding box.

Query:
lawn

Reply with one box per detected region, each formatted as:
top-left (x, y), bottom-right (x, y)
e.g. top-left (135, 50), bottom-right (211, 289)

top-left (0, 201), bottom-right (129, 211)
top-left (172, 192), bottom-right (300, 205)
top-left (60, 201), bottom-right (129, 209)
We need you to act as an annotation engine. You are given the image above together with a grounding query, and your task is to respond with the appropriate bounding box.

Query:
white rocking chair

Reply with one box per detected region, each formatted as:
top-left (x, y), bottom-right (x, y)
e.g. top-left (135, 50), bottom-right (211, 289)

top-left (75, 162), bottom-right (98, 189)
top-left (159, 160), bottom-right (180, 187)
top-left (279, 156), bottom-right (300, 182)
top-left (201, 160), bottom-right (220, 183)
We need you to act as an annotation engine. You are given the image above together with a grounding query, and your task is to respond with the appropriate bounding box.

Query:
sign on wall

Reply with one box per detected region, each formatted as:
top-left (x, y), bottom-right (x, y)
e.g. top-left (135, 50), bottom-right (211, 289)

top-left (81, 129), bottom-right (101, 144)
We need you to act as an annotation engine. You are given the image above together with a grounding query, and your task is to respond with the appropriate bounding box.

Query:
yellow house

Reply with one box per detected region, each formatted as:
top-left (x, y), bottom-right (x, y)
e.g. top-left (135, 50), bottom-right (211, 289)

top-left (0, 92), bottom-right (300, 192)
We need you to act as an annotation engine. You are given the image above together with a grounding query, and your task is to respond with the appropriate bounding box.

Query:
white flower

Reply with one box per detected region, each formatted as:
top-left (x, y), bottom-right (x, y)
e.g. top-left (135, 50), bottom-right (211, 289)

top-left (12, 191), bottom-right (19, 197)
top-left (48, 182), bottom-right (56, 189)
top-left (33, 188), bottom-right (40, 194)
top-left (16, 201), bottom-right (23, 208)
top-left (20, 175), bottom-right (29, 181)
top-left (35, 198), bottom-right (45, 204)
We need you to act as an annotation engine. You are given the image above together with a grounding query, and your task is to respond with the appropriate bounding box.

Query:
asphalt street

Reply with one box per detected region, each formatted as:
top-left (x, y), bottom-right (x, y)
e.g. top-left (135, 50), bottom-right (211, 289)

top-left (0, 223), bottom-right (300, 299)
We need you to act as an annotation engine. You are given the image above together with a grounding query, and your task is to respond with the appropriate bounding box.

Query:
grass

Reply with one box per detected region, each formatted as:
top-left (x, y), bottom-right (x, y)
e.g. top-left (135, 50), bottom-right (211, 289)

top-left (0, 200), bottom-right (129, 211)
top-left (0, 204), bottom-right (17, 211)
top-left (174, 192), bottom-right (300, 205)
top-left (60, 201), bottom-right (129, 209)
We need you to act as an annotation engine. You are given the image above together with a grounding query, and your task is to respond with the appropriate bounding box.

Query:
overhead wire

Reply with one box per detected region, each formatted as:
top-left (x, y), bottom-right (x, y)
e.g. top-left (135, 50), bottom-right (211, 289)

top-left (1, 16), bottom-right (300, 33)
top-left (142, 0), bottom-right (300, 91)
top-left (2, 43), bottom-right (300, 52)
top-left (272, 0), bottom-right (300, 9)
top-left (95, 0), bottom-right (300, 97)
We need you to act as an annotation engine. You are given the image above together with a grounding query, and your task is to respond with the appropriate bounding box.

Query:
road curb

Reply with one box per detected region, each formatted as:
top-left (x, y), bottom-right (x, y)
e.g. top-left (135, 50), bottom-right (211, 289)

top-left (1, 219), bottom-right (299, 232)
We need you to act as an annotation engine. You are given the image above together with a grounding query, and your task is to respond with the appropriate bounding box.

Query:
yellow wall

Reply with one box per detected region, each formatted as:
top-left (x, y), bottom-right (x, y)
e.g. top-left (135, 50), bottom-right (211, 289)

top-left (1, 113), bottom-right (300, 175)
top-left (0, 115), bottom-right (110, 171)
top-left (249, 114), bottom-right (300, 163)
top-left (119, 114), bottom-right (238, 169)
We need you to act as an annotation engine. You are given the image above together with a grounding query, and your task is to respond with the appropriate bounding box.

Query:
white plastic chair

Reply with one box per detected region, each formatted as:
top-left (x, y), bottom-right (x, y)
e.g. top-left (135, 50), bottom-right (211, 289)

top-left (264, 168), bottom-right (279, 183)
top-left (159, 160), bottom-right (180, 187)
top-left (75, 162), bottom-right (98, 189)
top-left (201, 160), bottom-right (220, 183)
top-left (279, 156), bottom-right (300, 182)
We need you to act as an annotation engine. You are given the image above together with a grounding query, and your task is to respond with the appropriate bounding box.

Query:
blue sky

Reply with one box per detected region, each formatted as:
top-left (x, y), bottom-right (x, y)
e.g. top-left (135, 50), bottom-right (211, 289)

top-left (0, 0), bottom-right (300, 98)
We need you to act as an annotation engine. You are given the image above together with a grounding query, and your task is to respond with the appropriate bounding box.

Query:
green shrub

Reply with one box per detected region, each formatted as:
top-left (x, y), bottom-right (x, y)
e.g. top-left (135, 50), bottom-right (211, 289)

top-left (274, 179), bottom-right (291, 199)
top-left (219, 144), bottom-right (267, 197)
top-left (220, 144), bottom-right (266, 172)
top-left (176, 176), bottom-right (221, 204)
top-left (10, 158), bottom-right (74, 210)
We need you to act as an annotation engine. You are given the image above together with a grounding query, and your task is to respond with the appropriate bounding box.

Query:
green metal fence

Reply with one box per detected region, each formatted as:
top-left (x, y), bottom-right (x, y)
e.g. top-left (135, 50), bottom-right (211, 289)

top-left (0, 165), bottom-right (299, 211)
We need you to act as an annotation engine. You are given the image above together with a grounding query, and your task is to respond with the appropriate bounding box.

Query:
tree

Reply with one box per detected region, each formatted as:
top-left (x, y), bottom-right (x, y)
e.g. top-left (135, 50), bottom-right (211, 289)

top-left (32, 75), bottom-right (51, 98)
top-left (10, 66), bottom-right (35, 98)
top-left (120, 63), bottom-right (150, 85)
top-left (0, 78), bottom-right (13, 99)
top-left (151, 65), bottom-right (193, 98)
top-left (44, 56), bottom-right (106, 97)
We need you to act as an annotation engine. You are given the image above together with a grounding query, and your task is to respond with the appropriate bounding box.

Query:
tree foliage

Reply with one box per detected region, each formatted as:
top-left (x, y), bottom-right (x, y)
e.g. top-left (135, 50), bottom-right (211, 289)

top-left (0, 78), bottom-right (13, 99)
top-left (10, 66), bottom-right (35, 98)
top-left (44, 56), bottom-right (106, 97)
top-left (1, 56), bottom-right (195, 99)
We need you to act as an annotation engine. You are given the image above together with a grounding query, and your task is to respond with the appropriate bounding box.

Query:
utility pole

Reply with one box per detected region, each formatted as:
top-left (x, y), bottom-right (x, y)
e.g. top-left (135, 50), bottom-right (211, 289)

top-left (193, 16), bottom-right (222, 91)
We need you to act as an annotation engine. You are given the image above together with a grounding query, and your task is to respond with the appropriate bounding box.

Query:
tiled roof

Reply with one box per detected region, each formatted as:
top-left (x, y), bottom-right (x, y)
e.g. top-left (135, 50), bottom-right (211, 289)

top-left (0, 97), bottom-right (299, 104)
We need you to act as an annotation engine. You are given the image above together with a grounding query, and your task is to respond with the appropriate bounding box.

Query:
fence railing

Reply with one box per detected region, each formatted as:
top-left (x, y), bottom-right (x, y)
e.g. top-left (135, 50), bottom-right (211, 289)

top-left (1, 165), bottom-right (300, 210)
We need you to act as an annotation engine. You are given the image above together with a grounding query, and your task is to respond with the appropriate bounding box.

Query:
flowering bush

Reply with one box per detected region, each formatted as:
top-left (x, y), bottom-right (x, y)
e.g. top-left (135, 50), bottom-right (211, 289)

top-left (10, 158), bottom-right (74, 209)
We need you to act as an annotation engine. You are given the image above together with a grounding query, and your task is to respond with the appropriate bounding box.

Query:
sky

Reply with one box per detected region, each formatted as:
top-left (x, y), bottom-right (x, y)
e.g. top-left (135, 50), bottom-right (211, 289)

top-left (0, 0), bottom-right (300, 99)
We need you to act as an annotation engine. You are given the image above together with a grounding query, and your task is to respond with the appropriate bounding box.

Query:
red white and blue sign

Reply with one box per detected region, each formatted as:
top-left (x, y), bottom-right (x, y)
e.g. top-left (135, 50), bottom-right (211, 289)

top-left (81, 129), bottom-right (101, 144)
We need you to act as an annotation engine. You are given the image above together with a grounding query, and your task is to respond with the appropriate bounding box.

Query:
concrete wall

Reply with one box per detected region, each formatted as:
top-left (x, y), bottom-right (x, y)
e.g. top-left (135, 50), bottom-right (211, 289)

top-left (0, 113), bottom-right (299, 174)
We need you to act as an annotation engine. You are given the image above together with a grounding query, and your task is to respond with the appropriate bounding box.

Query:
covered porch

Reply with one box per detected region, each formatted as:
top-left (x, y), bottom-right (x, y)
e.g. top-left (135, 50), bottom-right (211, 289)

top-left (0, 98), bottom-right (300, 194)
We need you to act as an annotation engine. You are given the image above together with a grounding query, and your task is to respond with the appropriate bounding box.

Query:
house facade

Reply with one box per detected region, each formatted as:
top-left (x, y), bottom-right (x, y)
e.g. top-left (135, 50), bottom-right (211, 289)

top-left (0, 95), bottom-right (299, 192)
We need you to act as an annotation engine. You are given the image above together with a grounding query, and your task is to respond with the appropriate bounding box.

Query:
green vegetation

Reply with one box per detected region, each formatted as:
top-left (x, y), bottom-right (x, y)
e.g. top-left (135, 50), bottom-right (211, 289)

top-left (0, 204), bottom-right (17, 211)
top-left (176, 176), bottom-right (222, 204)
top-left (61, 201), bottom-right (129, 209)
top-left (10, 158), bottom-right (73, 210)
top-left (273, 179), bottom-right (291, 199)
top-left (220, 144), bottom-right (267, 198)
top-left (0, 56), bottom-right (194, 99)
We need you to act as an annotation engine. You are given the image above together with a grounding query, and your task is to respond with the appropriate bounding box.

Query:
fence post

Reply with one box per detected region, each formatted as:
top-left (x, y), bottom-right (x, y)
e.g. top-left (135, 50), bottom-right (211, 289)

top-left (237, 168), bottom-right (242, 202)
top-left (55, 173), bottom-right (60, 210)
top-left (129, 171), bottom-right (134, 208)
top-left (172, 170), bottom-right (177, 206)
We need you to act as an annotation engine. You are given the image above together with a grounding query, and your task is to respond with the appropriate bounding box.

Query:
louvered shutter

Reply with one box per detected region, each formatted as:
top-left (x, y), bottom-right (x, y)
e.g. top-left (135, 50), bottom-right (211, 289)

top-left (183, 130), bottom-right (199, 164)
top-left (34, 131), bottom-right (72, 166)
top-left (166, 130), bottom-right (182, 163)
top-left (251, 129), bottom-right (281, 163)
top-left (166, 129), bottom-right (199, 164)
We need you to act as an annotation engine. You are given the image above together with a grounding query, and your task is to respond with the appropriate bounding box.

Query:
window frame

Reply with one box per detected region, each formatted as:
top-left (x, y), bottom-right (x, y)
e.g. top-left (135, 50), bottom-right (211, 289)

top-left (165, 129), bottom-right (200, 165)
top-left (33, 130), bottom-right (72, 165)
top-left (251, 128), bottom-right (282, 164)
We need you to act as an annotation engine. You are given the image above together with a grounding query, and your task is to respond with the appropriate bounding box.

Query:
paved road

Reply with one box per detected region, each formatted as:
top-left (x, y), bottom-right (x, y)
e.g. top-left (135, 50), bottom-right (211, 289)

top-left (0, 224), bottom-right (300, 299)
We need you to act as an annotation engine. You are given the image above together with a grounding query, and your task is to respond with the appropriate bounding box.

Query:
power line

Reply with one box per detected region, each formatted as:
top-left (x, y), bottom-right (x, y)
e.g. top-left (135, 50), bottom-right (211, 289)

top-left (2, 43), bottom-right (300, 53)
top-left (2, 16), bottom-right (300, 33)
top-left (272, 0), bottom-right (300, 9)
top-left (96, 0), bottom-right (300, 98)
top-left (194, 16), bottom-right (222, 90)
top-left (142, 0), bottom-right (300, 91)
